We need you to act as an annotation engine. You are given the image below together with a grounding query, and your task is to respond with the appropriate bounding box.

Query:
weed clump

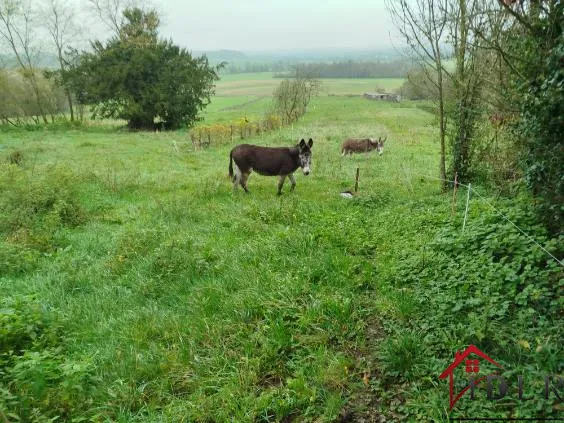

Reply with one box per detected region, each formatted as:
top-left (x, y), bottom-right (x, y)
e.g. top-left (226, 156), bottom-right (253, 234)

top-left (0, 165), bottom-right (86, 252)
top-left (0, 295), bottom-right (99, 422)
top-left (7, 150), bottom-right (24, 166)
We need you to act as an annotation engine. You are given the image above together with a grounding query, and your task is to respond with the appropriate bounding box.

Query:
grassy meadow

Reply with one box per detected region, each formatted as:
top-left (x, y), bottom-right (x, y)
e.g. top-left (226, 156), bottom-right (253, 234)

top-left (0, 74), bottom-right (561, 422)
top-left (215, 72), bottom-right (404, 97)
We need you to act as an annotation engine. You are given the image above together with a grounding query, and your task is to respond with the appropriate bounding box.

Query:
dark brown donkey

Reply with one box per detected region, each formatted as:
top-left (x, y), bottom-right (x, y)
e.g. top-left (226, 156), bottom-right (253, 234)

top-left (341, 136), bottom-right (386, 156)
top-left (229, 138), bottom-right (313, 195)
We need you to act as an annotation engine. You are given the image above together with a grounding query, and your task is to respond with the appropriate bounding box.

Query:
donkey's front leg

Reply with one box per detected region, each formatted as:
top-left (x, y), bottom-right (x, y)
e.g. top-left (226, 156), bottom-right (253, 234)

top-left (277, 175), bottom-right (286, 195)
top-left (288, 173), bottom-right (296, 191)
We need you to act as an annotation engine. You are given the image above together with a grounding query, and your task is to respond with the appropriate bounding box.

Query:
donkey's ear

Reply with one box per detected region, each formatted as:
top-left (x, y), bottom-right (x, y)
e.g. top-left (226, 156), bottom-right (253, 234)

top-left (299, 139), bottom-right (306, 147)
top-left (382, 136), bottom-right (387, 143)
top-left (307, 138), bottom-right (313, 148)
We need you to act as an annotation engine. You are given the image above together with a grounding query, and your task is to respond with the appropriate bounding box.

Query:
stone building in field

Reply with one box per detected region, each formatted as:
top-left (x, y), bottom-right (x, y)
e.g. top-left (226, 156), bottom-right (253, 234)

top-left (363, 92), bottom-right (401, 102)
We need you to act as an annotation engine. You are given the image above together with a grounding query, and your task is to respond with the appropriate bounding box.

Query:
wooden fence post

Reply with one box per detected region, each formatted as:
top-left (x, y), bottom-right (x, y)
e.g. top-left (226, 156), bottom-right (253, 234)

top-left (452, 172), bottom-right (458, 215)
top-left (354, 167), bottom-right (360, 193)
top-left (462, 183), bottom-right (471, 232)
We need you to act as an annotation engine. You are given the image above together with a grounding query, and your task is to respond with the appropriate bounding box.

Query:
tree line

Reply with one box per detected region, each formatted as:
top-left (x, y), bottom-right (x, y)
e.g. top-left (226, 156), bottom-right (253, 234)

top-left (273, 59), bottom-right (410, 79)
top-left (221, 61), bottom-right (291, 74)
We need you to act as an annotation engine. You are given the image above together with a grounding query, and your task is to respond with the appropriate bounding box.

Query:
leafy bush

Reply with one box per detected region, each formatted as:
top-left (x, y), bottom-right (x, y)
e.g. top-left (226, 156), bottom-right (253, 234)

top-left (0, 241), bottom-right (39, 276)
top-left (375, 197), bottom-right (563, 419)
top-left (274, 76), bottom-right (320, 125)
top-left (516, 34), bottom-right (564, 234)
top-left (470, 119), bottom-right (521, 193)
top-left (70, 8), bottom-right (220, 130)
top-left (0, 296), bottom-right (99, 422)
top-left (7, 150), bottom-right (23, 166)
top-left (499, 2), bottom-right (564, 234)
top-left (0, 295), bottom-right (59, 355)
top-left (0, 164), bottom-right (86, 252)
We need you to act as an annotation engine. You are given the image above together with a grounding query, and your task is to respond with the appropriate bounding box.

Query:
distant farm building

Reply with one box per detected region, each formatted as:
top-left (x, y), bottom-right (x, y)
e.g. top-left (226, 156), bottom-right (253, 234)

top-left (363, 92), bottom-right (401, 102)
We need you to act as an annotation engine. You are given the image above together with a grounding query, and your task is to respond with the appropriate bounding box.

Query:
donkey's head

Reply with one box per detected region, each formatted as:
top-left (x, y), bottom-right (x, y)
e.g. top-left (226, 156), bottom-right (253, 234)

top-left (297, 138), bottom-right (313, 175)
top-left (370, 136), bottom-right (386, 155)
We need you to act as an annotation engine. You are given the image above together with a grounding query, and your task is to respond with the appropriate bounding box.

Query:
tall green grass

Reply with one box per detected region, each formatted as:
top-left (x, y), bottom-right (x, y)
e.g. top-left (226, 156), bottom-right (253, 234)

top-left (0, 93), bottom-right (561, 422)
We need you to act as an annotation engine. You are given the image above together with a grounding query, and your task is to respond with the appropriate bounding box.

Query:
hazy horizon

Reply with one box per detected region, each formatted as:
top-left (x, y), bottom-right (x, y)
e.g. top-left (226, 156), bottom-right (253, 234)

top-left (156, 0), bottom-right (402, 53)
top-left (0, 0), bottom-right (405, 60)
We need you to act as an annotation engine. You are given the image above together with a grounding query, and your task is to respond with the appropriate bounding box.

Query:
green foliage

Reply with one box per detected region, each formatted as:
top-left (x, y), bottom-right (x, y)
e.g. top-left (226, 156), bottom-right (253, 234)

top-left (0, 93), bottom-right (560, 421)
top-left (0, 241), bottom-right (39, 276)
top-left (0, 295), bottom-right (99, 422)
top-left (7, 150), bottom-right (23, 166)
top-left (448, 82), bottom-right (483, 183)
top-left (515, 30), bottom-right (563, 233)
top-left (379, 330), bottom-right (426, 381)
top-left (0, 164), bottom-right (86, 252)
top-left (470, 116), bottom-right (521, 193)
top-left (70, 8), bottom-right (220, 130)
top-left (375, 197), bottom-right (563, 420)
top-left (0, 295), bottom-right (59, 355)
top-left (492, 1), bottom-right (564, 234)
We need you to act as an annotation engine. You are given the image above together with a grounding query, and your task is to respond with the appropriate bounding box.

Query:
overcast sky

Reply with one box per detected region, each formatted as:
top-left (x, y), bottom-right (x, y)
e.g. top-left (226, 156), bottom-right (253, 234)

top-left (153, 0), bottom-right (401, 52)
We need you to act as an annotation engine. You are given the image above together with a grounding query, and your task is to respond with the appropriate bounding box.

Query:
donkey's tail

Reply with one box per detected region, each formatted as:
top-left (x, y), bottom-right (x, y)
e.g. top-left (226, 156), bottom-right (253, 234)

top-left (228, 150), bottom-right (234, 179)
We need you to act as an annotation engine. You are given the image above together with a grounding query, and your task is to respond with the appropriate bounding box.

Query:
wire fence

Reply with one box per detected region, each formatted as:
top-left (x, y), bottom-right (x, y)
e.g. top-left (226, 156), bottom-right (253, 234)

top-left (176, 131), bottom-right (562, 268)
top-left (406, 171), bottom-right (563, 268)
top-left (323, 159), bottom-right (561, 268)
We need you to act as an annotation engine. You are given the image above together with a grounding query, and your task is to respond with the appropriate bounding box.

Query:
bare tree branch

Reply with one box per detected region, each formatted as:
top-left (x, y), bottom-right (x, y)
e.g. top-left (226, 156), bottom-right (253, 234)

top-left (43, 0), bottom-right (79, 120)
top-left (386, 0), bottom-right (450, 189)
top-left (87, 0), bottom-right (151, 37)
top-left (0, 0), bottom-right (48, 123)
top-left (497, 0), bottom-right (534, 32)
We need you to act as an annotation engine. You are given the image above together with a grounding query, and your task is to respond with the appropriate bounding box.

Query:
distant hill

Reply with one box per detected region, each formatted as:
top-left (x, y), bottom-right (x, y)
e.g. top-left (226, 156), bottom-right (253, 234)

top-left (190, 47), bottom-right (403, 64)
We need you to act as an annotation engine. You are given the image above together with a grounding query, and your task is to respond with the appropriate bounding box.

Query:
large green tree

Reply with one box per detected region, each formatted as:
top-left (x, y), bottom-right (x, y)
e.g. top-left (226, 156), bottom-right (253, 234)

top-left (477, 0), bottom-right (563, 233)
top-left (72, 8), bottom-right (220, 130)
top-left (509, 0), bottom-right (563, 234)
